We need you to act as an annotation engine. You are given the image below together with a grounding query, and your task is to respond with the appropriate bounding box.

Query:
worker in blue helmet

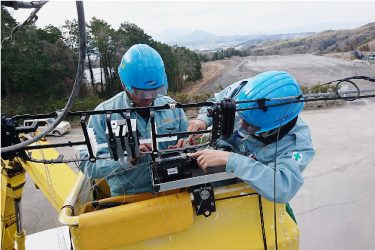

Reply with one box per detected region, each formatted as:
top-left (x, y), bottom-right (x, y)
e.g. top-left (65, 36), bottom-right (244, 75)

top-left (187, 71), bottom-right (315, 204)
top-left (79, 44), bottom-right (188, 197)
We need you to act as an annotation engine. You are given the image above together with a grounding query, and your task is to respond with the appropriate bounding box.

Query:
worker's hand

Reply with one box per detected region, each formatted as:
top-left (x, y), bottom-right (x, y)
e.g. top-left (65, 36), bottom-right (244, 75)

top-left (168, 138), bottom-right (186, 149)
top-left (186, 120), bottom-right (207, 144)
top-left (167, 119), bottom-right (207, 149)
top-left (130, 143), bottom-right (152, 163)
top-left (189, 149), bottom-right (230, 173)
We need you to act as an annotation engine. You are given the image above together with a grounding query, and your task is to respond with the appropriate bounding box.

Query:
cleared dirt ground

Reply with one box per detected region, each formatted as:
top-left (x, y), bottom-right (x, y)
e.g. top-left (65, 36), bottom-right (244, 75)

top-left (189, 54), bottom-right (374, 96)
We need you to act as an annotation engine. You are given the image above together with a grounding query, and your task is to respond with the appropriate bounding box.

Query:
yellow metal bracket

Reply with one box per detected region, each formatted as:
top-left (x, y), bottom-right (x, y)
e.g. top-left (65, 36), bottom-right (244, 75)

top-left (1, 159), bottom-right (27, 250)
top-left (1, 139), bottom-right (78, 250)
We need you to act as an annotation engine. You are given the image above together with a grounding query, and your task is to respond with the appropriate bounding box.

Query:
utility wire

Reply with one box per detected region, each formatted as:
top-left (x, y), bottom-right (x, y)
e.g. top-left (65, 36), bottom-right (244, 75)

top-left (1, 1), bottom-right (48, 47)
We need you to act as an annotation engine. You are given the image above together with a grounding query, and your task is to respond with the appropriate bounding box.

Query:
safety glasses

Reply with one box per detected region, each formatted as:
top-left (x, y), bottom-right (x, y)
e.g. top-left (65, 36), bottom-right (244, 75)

top-left (234, 112), bottom-right (261, 135)
top-left (131, 84), bottom-right (167, 99)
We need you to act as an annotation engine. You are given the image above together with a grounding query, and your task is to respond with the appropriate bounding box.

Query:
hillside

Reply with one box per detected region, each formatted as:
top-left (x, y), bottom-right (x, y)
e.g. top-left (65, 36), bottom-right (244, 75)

top-left (183, 54), bottom-right (375, 102)
top-left (166, 30), bottom-right (315, 51)
top-left (245, 22), bottom-right (375, 55)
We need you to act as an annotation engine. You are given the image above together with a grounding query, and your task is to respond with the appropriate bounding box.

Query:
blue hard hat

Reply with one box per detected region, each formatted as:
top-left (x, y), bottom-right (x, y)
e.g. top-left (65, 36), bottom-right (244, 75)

top-left (118, 44), bottom-right (168, 99)
top-left (235, 71), bottom-right (303, 134)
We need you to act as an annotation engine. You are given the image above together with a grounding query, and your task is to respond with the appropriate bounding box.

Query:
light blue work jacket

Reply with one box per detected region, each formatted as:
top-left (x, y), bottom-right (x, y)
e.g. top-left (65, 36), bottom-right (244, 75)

top-left (79, 92), bottom-right (188, 197)
top-left (197, 79), bottom-right (315, 203)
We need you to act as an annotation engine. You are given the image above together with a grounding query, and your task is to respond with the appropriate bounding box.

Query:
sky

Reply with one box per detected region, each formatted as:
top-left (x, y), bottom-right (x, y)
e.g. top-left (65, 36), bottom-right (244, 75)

top-left (7, 1), bottom-right (375, 38)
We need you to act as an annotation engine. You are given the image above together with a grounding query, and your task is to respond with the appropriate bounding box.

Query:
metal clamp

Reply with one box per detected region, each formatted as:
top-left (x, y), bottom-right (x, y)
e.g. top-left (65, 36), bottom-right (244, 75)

top-left (168, 102), bottom-right (176, 110)
top-left (105, 113), bottom-right (118, 161)
top-left (125, 111), bottom-right (136, 159)
top-left (193, 184), bottom-right (216, 217)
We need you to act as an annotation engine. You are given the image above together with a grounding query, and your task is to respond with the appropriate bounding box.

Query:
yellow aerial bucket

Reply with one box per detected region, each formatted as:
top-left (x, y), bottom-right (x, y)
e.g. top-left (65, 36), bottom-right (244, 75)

top-left (59, 173), bottom-right (299, 250)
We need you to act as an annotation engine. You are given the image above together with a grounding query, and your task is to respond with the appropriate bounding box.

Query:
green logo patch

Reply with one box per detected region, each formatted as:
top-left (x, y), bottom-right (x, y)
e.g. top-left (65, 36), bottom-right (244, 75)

top-left (292, 152), bottom-right (302, 162)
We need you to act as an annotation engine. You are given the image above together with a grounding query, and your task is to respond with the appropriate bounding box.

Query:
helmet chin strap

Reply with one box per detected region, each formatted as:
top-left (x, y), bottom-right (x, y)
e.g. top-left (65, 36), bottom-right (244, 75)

top-left (124, 87), bottom-right (135, 106)
top-left (241, 134), bottom-right (250, 141)
top-left (256, 126), bottom-right (284, 138)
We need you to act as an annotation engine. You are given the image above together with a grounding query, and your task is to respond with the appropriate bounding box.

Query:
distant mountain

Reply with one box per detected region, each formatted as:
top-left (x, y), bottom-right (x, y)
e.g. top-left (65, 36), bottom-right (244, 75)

top-left (237, 32), bottom-right (316, 48)
top-left (165, 30), bottom-right (316, 51)
top-left (170, 29), bottom-right (217, 43)
top-left (149, 28), bottom-right (192, 43)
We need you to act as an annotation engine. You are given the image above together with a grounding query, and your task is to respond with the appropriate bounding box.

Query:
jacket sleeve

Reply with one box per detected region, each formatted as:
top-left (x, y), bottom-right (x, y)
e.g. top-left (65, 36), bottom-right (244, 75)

top-left (225, 140), bottom-right (315, 203)
top-left (197, 79), bottom-right (249, 127)
top-left (78, 108), bottom-right (132, 179)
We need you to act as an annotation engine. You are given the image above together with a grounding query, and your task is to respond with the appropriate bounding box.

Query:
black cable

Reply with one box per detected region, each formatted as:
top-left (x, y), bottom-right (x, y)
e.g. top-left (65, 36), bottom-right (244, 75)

top-left (7, 87), bottom-right (374, 164)
top-left (258, 195), bottom-right (268, 250)
top-left (6, 87), bottom-right (375, 122)
top-left (237, 93), bottom-right (375, 112)
top-left (214, 192), bottom-right (258, 201)
top-left (334, 80), bottom-right (360, 101)
top-left (326, 76), bottom-right (375, 84)
top-left (60, 205), bottom-right (75, 216)
top-left (303, 75), bottom-right (374, 102)
top-left (12, 89), bottom-right (375, 163)
top-left (272, 98), bottom-right (296, 250)
top-left (69, 228), bottom-right (74, 250)
top-left (1, 1), bottom-right (48, 9)
top-left (2, 1), bottom-right (86, 153)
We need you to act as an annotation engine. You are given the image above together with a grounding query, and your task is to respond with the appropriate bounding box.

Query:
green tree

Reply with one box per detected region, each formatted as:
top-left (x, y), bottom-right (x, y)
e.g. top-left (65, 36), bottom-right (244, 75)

top-left (212, 52), bottom-right (218, 61)
top-left (117, 22), bottom-right (153, 49)
top-left (61, 19), bottom-right (79, 52)
top-left (37, 25), bottom-right (63, 44)
top-left (1, 7), bottom-right (77, 116)
top-left (87, 17), bottom-right (110, 98)
top-left (171, 46), bottom-right (202, 91)
top-left (152, 42), bottom-right (179, 92)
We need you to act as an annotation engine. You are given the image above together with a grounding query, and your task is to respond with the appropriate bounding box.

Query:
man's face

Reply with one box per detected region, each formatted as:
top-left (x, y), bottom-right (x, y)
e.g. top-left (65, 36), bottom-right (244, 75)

top-left (240, 117), bottom-right (261, 134)
top-left (129, 92), bottom-right (155, 107)
top-left (123, 83), bottom-right (167, 107)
